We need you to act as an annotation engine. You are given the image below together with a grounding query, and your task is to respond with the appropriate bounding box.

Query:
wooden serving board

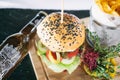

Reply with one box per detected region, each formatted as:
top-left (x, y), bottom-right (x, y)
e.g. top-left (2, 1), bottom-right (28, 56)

top-left (28, 17), bottom-right (120, 80)
top-left (28, 17), bottom-right (89, 80)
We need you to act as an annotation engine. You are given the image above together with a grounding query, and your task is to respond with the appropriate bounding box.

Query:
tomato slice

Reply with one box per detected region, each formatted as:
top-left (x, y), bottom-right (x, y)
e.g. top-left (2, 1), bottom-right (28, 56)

top-left (46, 50), bottom-right (62, 64)
top-left (52, 52), bottom-right (57, 60)
top-left (67, 49), bottom-right (79, 58)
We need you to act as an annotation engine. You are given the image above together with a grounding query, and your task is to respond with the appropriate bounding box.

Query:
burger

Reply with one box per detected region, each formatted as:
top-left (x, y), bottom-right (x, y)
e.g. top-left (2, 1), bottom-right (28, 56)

top-left (35, 12), bottom-right (85, 74)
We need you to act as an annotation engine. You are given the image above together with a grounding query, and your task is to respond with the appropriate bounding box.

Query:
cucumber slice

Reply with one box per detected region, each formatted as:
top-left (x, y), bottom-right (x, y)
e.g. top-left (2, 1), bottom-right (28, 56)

top-left (35, 40), bottom-right (46, 54)
top-left (61, 56), bottom-right (76, 65)
top-left (37, 50), bottom-right (42, 56)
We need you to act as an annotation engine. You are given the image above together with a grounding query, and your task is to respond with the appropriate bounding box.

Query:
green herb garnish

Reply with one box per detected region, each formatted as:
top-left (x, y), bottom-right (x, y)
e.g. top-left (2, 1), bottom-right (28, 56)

top-left (86, 29), bottom-right (120, 79)
top-left (117, 66), bottom-right (120, 69)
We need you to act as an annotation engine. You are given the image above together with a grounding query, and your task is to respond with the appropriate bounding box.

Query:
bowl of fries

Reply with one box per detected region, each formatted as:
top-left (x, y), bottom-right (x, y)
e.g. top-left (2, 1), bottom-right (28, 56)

top-left (96, 0), bottom-right (120, 16)
top-left (88, 0), bottom-right (120, 47)
top-left (96, 0), bottom-right (120, 26)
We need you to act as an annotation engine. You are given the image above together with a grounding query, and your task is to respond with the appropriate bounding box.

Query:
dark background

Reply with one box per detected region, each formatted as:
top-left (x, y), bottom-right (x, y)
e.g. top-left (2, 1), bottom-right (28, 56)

top-left (0, 9), bottom-right (89, 80)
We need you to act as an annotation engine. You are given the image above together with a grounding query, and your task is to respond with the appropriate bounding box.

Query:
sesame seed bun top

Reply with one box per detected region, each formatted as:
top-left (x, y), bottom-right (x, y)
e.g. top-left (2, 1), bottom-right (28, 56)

top-left (37, 12), bottom-right (85, 52)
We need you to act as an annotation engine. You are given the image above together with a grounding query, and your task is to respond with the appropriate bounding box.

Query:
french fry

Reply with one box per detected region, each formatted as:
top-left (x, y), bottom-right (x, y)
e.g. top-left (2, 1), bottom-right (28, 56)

top-left (101, 1), bottom-right (113, 13)
top-left (95, 0), bottom-right (120, 16)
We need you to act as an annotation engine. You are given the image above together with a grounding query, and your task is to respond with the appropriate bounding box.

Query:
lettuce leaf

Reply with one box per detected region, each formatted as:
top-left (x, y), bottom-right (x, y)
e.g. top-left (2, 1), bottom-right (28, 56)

top-left (41, 55), bottom-right (80, 74)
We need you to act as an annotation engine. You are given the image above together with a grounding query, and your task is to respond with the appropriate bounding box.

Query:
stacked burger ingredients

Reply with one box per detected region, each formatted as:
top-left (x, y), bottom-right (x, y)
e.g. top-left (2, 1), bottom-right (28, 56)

top-left (36, 12), bottom-right (85, 74)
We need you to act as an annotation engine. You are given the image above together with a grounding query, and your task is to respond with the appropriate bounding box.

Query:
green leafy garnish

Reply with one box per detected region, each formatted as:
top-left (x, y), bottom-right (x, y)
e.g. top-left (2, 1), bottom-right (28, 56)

top-left (117, 66), bottom-right (120, 69)
top-left (41, 55), bottom-right (80, 74)
top-left (87, 29), bottom-right (120, 58)
top-left (86, 29), bottom-right (120, 79)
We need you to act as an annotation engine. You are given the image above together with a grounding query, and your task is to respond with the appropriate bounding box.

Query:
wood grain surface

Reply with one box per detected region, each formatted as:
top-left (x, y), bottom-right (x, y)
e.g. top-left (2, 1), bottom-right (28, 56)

top-left (28, 17), bottom-right (120, 80)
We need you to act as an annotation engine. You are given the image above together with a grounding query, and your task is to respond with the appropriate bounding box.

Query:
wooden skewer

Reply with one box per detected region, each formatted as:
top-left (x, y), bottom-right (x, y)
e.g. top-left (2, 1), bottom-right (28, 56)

top-left (61, 0), bottom-right (64, 23)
